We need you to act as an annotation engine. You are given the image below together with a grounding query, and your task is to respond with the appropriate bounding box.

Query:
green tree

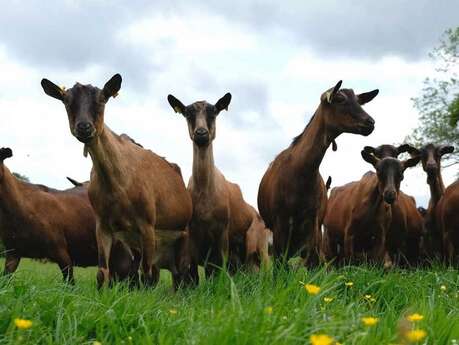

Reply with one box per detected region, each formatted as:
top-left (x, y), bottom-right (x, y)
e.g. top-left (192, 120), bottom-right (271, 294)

top-left (409, 27), bottom-right (459, 165)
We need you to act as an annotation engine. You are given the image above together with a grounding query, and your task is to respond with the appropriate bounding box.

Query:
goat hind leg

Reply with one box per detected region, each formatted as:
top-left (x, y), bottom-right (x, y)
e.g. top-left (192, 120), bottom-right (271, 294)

top-left (3, 253), bottom-right (20, 275)
top-left (140, 226), bottom-right (157, 287)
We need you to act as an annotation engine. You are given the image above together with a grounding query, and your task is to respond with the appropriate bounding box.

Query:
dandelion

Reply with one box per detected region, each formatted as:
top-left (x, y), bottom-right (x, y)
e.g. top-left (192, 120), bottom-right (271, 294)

top-left (323, 297), bottom-right (334, 303)
top-left (345, 281), bottom-right (354, 287)
top-left (14, 318), bottom-right (32, 330)
top-left (361, 316), bottom-right (379, 326)
top-left (264, 306), bottom-right (273, 315)
top-left (364, 294), bottom-right (372, 300)
top-left (310, 333), bottom-right (334, 345)
top-left (407, 313), bottom-right (424, 322)
top-left (304, 284), bottom-right (321, 295)
top-left (405, 329), bottom-right (427, 342)
top-left (440, 285), bottom-right (447, 291)
top-left (169, 309), bottom-right (177, 315)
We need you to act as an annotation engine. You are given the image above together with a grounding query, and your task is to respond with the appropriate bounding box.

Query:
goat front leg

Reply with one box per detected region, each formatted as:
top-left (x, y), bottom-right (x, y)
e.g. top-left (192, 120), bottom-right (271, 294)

top-left (96, 221), bottom-right (113, 289)
top-left (370, 226), bottom-right (391, 268)
top-left (55, 248), bottom-right (75, 284)
top-left (343, 227), bottom-right (354, 265)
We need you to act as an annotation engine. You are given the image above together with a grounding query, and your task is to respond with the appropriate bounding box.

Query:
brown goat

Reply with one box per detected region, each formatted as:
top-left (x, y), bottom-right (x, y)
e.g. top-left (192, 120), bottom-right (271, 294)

top-left (323, 149), bottom-right (420, 266)
top-left (0, 148), bottom-right (132, 283)
top-left (257, 81), bottom-right (378, 268)
top-left (409, 144), bottom-right (454, 259)
top-left (167, 94), bottom-right (269, 280)
top-left (41, 74), bottom-right (193, 289)
top-left (436, 180), bottom-right (459, 265)
top-left (364, 144), bottom-right (424, 266)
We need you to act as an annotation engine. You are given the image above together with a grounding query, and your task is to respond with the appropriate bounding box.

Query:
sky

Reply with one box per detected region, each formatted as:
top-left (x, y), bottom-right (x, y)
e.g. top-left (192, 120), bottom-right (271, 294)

top-left (0, 0), bottom-right (458, 208)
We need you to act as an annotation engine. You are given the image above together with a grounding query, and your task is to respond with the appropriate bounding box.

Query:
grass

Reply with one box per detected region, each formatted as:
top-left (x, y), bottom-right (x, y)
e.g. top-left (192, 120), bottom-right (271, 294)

top-left (0, 260), bottom-right (459, 344)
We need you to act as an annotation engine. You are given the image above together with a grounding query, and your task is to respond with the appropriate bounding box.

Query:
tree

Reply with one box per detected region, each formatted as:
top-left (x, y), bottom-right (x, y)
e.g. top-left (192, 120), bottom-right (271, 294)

top-left (409, 27), bottom-right (459, 166)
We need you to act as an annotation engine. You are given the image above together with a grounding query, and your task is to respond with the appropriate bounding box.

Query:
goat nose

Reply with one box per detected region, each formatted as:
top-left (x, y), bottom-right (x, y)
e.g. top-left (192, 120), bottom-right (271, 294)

top-left (77, 122), bottom-right (91, 131)
top-left (384, 190), bottom-right (396, 204)
top-left (426, 163), bottom-right (437, 172)
top-left (195, 128), bottom-right (208, 136)
top-left (365, 117), bottom-right (375, 126)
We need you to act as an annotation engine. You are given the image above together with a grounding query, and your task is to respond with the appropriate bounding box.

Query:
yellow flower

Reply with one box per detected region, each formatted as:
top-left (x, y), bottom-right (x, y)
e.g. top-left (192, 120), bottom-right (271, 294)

top-left (323, 297), bottom-right (334, 303)
top-left (169, 309), bottom-right (177, 315)
top-left (345, 281), bottom-right (354, 287)
top-left (364, 294), bottom-right (372, 299)
top-left (14, 318), bottom-right (32, 330)
top-left (440, 285), bottom-right (447, 291)
top-left (407, 313), bottom-right (424, 322)
top-left (405, 329), bottom-right (427, 342)
top-left (361, 316), bottom-right (379, 326)
top-left (310, 333), bottom-right (334, 345)
top-left (264, 306), bottom-right (273, 315)
top-left (304, 284), bottom-right (321, 295)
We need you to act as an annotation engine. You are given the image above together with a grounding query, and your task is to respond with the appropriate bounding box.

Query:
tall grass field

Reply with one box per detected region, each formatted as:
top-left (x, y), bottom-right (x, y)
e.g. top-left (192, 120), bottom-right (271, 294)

top-left (1, 259), bottom-right (459, 344)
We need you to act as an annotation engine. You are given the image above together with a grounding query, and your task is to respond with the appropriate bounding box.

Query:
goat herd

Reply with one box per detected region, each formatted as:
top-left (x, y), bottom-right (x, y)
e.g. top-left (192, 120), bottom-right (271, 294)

top-left (0, 75), bottom-right (458, 291)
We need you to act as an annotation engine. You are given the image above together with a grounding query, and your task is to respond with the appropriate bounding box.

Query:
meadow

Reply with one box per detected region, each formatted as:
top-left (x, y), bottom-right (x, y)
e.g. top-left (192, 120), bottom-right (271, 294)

top-left (0, 260), bottom-right (459, 345)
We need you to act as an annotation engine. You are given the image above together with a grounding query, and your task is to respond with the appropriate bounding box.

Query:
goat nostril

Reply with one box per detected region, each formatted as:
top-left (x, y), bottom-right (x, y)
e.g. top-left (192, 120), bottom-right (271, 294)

top-left (195, 128), bottom-right (208, 136)
top-left (77, 122), bottom-right (91, 130)
top-left (366, 118), bottom-right (375, 126)
top-left (426, 164), bottom-right (437, 172)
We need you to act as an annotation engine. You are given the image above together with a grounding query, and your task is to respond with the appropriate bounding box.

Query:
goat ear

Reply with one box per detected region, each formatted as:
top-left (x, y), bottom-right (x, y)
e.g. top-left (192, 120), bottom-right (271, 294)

top-left (167, 95), bottom-right (186, 115)
top-left (402, 156), bottom-right (421, 170)
top-left (357, 89), bottom-right (379, 105)
top-left (0, 147), bottom-right (12, 162)
top-left (361, 149), bottom-right (379, 167)
top-left (41, 78), bottom-right (65, 101)
top-left (215, 93), bottom-right (232, 112)
top-left (322, 80), bottom-right (342, 103)
top-left (103, 74), bottom-right (122, 101)
top-left (363, 146), bottom-right (376, 155)
top-left (397, 144), bottom-right (419, 156)
top-left (439, 145), bottom-right (454, 156)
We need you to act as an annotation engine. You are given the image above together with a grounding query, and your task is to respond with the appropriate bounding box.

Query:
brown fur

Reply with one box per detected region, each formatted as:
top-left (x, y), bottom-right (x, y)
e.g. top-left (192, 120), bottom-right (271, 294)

top-left (257, 81), bottom-right (378, 267)
top-left (409, 144), bottom-right (454, 259)
top-left (168, 94), bottom-right (269, 281)
top-left (41, 75), bottom-right (193, 289)
top-left (0, 148), bottom-right (142, 284)
top-left (366, 144), bottom-right (424, 266)
top-left (436, 180), bottom-right (459, 265)
top-left (323, 150), bottom-right (420, 266)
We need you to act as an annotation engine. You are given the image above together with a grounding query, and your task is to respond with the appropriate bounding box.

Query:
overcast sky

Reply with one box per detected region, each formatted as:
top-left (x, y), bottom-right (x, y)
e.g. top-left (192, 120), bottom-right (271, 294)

top-left (0, 1), bottom-right (458, 208)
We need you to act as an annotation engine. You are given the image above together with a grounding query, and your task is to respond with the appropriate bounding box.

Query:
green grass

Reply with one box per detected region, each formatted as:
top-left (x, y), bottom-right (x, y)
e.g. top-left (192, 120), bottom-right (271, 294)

top-left (0, 260), bottom-right (459, 344)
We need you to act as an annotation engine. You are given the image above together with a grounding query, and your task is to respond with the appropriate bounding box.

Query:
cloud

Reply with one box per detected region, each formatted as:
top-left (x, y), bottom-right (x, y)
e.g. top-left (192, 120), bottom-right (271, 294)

top-left (0, 0), bottom-right (160, 91)
top-left (196, 0), bottom-right (459, 60)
